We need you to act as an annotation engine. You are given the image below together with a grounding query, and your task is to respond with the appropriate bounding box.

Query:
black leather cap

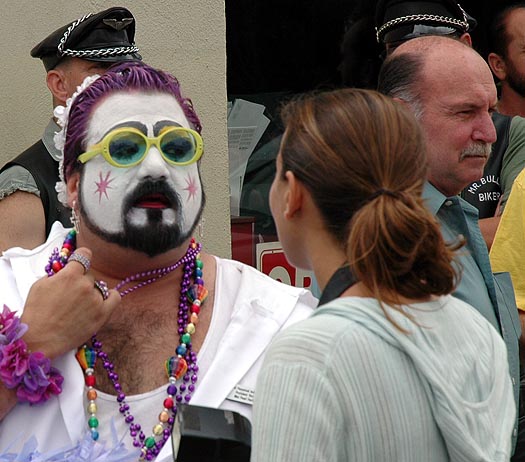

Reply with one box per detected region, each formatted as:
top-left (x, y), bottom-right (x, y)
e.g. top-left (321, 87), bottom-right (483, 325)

top-left (375, 0), bottom-right (476, 44)
top-left (31, 6), bottom-right (142, 71)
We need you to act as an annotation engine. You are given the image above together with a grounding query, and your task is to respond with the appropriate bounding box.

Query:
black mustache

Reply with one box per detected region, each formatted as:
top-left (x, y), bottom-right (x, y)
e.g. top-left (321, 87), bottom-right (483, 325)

top-left (124, 180), bottom-right (180, 210)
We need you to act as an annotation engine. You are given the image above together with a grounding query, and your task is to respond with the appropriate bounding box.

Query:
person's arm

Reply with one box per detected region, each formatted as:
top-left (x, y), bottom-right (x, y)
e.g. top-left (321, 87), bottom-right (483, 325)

top-left (0, 388), bottom-right (16, 422)
top-left (479, 216), bottom-right (501, 250)
top-left (0, 248), bottom-right (120, 422)
top-left (0, 191), bottom-right (46, 251)
top-left (500, 116), bottom-right (525, 212)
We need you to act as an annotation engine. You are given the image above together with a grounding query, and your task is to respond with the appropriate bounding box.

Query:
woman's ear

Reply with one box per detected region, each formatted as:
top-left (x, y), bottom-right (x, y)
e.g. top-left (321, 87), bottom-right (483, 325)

top-left (66, 172), bottom-right (81, 208)
top-left (283, 170), bottom-right (304, 219)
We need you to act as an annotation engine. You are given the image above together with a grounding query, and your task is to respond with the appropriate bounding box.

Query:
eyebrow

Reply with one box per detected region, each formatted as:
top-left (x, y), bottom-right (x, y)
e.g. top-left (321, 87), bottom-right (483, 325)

top-left (153, 120), bottom-right (183, 135)
top-left (101, 121), bottom-right (147, 139)
top-left (100, 120), bottom-right (184, 141)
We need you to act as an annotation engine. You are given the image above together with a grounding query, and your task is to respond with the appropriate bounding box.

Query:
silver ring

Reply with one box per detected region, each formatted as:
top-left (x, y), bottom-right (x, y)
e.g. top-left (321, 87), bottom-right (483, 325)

top-left (94, 280), bottom-right (109, 301)
top-left (69, 253), bottom-right (91, 274)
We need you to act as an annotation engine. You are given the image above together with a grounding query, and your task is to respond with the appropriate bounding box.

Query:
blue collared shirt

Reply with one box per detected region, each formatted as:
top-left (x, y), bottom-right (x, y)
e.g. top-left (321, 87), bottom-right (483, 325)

top-left (423, 181), bottom-right (521, 445)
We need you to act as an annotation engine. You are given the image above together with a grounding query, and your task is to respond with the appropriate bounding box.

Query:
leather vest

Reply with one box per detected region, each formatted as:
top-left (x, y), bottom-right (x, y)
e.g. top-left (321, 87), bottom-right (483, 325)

top-left (0, 140), bottom-right (71, 235)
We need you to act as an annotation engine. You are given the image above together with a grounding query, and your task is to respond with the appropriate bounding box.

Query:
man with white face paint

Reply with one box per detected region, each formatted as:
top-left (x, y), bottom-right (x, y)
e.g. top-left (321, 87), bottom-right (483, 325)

top-left (0, 62), bottom-right (316, 461)
top-left (78, 92), bottom-right (205, 257)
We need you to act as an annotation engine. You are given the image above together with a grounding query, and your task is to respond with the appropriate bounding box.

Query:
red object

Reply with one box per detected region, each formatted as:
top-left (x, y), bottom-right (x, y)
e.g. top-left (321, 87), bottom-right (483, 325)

top-left (190, 305), bottom-right (200, 314)
top-left (85, 375), bottom-right (96, 387)
top-left (231, 216), bottom-right (255, 267)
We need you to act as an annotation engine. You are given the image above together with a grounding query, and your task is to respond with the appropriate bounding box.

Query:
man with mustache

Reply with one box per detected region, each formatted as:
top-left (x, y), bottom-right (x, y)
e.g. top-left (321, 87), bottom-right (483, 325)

top-left (378, 35), bottom-right (521, 452)
top-left (0, 62), bottom-right (316, 461)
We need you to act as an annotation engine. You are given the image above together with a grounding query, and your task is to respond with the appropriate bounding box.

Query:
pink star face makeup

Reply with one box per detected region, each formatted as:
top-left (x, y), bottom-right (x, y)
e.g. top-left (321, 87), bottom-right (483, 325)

top-left (94, 171), bottom-right (114, 203)
top-left (79, 92), bottom-right (203, 238)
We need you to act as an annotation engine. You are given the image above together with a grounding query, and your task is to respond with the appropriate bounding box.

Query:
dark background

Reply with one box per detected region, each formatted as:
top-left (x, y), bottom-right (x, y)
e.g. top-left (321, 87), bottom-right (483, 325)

top-left (226, 0), bottom-right (513, 96)
top-left (225, 0), bottom-right (516, 238)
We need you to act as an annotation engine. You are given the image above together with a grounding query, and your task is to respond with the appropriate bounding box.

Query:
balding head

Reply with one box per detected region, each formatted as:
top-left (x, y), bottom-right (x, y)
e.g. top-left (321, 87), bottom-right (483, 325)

top-left (378, 35), bottom-right (497, 196)
top-left (379, 36), bottom-right (489, 109)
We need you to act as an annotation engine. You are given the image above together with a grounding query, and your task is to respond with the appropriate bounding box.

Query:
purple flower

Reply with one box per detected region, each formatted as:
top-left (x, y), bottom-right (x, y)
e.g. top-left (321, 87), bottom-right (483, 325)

top-left (16, 352), bottom-right (64, 405)
top-left (0, 305), bottom-right (28, 345)
top-left (0, 339), bottom-right (29, 388)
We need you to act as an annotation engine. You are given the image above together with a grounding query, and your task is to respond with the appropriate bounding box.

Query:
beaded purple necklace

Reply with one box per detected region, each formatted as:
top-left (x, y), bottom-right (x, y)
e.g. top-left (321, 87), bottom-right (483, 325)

top-left (48, 231), bottom-right (208, 461)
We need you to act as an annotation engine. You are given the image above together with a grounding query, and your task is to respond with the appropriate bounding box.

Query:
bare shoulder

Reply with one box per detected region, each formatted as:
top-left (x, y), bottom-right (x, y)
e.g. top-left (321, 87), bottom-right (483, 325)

top-left (0, 191), bottom-right (46, 251)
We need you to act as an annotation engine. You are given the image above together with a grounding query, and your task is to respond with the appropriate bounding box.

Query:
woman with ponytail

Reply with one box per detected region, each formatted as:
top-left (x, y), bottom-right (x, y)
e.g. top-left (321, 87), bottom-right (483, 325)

top-left (251, 88), bottom-right (515, 462)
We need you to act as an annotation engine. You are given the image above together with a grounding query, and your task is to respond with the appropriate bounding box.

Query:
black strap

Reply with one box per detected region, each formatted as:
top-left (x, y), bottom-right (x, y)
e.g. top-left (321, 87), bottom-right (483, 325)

top-left (318, 265), bottom-right (358, 306)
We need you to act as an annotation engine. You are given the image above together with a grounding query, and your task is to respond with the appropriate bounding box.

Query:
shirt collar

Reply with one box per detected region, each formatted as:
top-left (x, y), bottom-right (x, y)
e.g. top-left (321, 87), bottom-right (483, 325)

top-left (422, 181), bottom-right (448, 214)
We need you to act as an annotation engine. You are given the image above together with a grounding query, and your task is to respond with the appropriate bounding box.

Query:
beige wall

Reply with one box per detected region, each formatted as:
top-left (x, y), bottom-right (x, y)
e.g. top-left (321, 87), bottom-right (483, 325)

top-left (0, 0), bottom-right (231, 257)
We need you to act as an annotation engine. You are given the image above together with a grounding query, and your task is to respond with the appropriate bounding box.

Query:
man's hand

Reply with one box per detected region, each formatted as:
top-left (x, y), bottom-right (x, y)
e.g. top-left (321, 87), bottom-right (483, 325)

top-left (20, 247), bottom-right (121, 359)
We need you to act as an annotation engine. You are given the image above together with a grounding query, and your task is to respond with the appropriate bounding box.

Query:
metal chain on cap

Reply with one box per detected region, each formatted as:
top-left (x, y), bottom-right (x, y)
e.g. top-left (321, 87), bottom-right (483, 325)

top-left (57, 12), bottom-right (139, 58)
top-left (376, 4), bottom-right (470, 43)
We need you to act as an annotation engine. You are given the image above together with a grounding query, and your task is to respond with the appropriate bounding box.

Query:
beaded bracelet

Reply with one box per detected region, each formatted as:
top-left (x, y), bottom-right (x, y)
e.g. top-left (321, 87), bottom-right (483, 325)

top-left (0, 304), bottom-right (64, 404)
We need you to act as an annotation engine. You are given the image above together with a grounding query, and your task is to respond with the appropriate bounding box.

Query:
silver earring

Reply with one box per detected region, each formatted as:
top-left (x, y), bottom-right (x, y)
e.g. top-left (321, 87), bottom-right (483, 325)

top-left (71, 200), bottom-right (81, 233)
top-left (198, 219), bottom-right (204, 239)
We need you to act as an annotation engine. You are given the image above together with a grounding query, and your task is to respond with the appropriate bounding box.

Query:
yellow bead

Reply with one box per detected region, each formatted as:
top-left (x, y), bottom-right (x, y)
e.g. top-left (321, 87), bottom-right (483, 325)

top-left (153, 424), bottom-right (164, 435)
top-left (88, 402), bottom-right (97, 414)
top-left (186, 323), bottom-right (196, 335)
top-left (159, 411), bottom-right (170, 423)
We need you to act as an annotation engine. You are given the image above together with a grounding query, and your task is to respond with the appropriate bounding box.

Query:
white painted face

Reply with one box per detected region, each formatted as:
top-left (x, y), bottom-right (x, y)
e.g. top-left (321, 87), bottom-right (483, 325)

top-left (79, 91), bottom-right (203, 253)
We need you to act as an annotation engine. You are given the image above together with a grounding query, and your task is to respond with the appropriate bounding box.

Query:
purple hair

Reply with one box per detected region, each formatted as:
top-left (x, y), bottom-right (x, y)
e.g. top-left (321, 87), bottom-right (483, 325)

top-left (63, 61), bottom-right (203, 181)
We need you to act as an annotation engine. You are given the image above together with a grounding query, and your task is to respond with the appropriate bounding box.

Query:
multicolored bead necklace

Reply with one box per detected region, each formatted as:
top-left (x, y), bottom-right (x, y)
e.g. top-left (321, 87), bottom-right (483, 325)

top-left (47, 231), bottom-right (208, 460)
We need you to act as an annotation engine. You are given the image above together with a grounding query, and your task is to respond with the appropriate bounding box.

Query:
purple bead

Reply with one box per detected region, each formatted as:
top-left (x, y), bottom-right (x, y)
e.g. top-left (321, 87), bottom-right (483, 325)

top-left (180, 384), bottom-right (186, 392)
top-left (131, 431), bottom-right (137, 437)
top-left (176, 395), bottom-right (183, 402)
top-left (163, 429), bottom-right (171, 437)
top-left (184, 394), bottom-right (192, 402)
top-left (188, 384), bottom-right (195, 392)
top-left (167, 384), bottom-right (177, 395)
top-left (125, 415), bottom-right (134, 423)
top-left (191, 375), bottom-right (198, 383)
top-left (168, 417), bottom-right (175, 425)
top-left (117, 393), bottom-right (126, 402)
top-left (133, 440), bottom-right (142, 448)
top-left (136, 424), bottom-right (142, 431)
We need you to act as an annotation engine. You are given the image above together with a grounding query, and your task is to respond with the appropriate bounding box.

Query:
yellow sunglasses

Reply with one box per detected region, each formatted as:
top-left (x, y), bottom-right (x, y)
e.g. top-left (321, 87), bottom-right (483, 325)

top-left (78, 126), bottom-right (204, 168)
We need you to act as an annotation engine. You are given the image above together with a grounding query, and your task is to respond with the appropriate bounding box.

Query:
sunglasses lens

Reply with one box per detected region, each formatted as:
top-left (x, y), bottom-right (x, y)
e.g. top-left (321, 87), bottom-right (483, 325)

top-left (108, 132), bottom-right (146, 165)
top-left (161, 130), bottom-right (197, 163)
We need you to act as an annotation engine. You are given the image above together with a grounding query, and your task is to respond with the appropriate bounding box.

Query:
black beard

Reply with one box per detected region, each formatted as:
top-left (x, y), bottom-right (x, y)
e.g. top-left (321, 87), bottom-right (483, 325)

top-left (505, 57), bottom-right (525, 98)
top-left (79, 178), bottom-right (205, 257)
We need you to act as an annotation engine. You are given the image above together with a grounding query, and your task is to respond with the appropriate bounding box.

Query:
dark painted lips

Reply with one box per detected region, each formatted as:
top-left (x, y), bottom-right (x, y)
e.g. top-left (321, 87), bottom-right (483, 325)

top-left (134, 193), bottom-right (170, 209)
